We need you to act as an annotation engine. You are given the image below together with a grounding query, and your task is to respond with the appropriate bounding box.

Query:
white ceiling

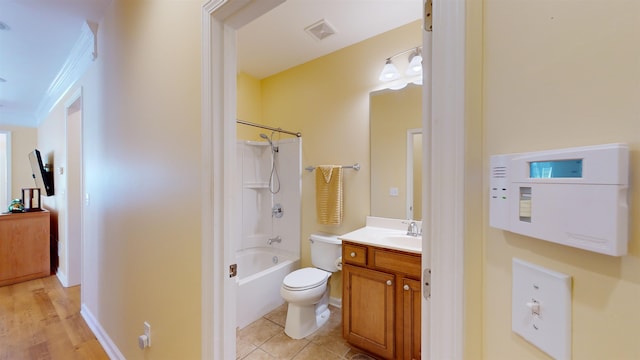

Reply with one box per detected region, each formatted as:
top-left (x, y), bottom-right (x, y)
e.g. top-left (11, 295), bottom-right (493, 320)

top-left (0, 0), bottom-right (112, 127)
top-left (0, 0), bottom-right (421, 127)
top-left (238, 0), bottom-right (422, 79)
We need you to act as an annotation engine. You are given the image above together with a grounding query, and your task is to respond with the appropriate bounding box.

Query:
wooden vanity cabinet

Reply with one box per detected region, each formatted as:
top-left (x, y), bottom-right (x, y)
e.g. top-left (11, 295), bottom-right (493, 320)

top-left (342, 241), bottom-right (422, 360)
top-left (402, 277), bottom-right (422, 360)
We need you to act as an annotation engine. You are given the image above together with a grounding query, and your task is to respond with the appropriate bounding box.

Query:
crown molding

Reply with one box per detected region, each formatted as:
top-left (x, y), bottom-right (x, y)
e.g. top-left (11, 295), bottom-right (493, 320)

top-left (34, 21), bottom-right (98, 126)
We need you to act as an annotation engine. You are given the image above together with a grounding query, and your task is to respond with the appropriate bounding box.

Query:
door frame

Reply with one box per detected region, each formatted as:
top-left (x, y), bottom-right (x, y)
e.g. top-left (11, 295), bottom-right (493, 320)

top-left (0, 131), bottom-right (10, 210)
top-left (201, 1), bottom-right (287, 359)
top-left (424, 1), bottom-right (466, 358)
top-left (60, 87), bottom-right (84, 288)
top-left (201, 0), bottom-right (466, 359)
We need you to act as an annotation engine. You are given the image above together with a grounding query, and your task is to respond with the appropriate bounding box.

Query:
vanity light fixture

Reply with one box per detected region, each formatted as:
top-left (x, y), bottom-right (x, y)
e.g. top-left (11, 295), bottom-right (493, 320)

top-left (406, 48), bottom-right (423, 76)
top-left (379, 59), bottom-right (401, 81)
top-left (378, 46), bottom-right (423, 82)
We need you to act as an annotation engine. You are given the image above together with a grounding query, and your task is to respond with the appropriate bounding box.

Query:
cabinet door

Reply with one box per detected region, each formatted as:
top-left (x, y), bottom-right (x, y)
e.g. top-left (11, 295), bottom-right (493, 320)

top-left (343, 264), bottom-right (395, 359)
top-left (402, 278), bottom-right (422, 360)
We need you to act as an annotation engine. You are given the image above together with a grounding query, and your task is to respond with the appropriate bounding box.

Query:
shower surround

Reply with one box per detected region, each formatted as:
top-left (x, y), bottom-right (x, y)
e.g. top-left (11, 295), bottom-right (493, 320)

top-left (234, 137), bottom-right (302, 329)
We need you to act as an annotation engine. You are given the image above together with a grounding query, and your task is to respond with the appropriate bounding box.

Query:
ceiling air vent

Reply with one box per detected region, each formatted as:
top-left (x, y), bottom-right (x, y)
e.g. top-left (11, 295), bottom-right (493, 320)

top-left (304, 19), bottom-right (336, 41)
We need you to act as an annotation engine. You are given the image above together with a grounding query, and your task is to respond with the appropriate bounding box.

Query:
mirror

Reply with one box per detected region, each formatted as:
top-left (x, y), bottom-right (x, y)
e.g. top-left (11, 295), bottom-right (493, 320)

top-left (370, 83), bottom-right (422, 220)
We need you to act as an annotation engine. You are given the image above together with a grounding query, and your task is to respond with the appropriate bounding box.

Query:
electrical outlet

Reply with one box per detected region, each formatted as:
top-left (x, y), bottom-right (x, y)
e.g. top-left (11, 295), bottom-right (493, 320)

top-left (138, 321), bottom-right (152, 349)
top-left (144, 322), bottom-right (151, 347)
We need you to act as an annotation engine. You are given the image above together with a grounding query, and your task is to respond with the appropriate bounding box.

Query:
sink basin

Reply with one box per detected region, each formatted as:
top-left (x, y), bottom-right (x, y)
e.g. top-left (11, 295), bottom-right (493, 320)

top-left (383, 235), bottom-right (421, 249)
top-left (339, 217), bottom-right (423, 254)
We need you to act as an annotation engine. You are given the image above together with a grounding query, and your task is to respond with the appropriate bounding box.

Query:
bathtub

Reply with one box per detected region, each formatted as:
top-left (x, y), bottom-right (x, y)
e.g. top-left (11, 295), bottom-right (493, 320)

top-left (236, 247), bottom-right (300, 329)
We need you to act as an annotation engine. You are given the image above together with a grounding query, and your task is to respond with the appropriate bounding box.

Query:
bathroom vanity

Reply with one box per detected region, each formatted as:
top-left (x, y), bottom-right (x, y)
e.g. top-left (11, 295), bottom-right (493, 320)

top-left (340, 217), bottom-right (422, 360)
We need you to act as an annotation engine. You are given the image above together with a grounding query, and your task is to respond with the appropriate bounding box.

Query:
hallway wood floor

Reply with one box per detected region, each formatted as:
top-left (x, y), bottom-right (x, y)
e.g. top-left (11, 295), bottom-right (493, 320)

top-left (0, 276), bottom-right (108, 360)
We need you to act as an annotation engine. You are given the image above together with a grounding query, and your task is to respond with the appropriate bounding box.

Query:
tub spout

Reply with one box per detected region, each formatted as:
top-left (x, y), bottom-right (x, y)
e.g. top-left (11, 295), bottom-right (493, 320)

top-left (267, 236), bottom-right (282, 245)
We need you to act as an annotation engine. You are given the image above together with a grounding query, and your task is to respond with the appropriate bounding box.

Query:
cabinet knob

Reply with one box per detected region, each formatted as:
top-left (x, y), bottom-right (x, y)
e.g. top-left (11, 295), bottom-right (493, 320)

top-left (350, 252), bottom-right (356, 258)
top-left (386, 280), bottom-right (393, 286)
top-left (403, 284), bottom-right (410, 291)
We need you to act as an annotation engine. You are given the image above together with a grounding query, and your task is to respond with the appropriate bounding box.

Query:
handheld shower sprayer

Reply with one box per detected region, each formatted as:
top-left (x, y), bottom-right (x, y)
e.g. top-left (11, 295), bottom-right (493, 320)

top-left (260, 133), bottom-right (279, 152)
top-left (259, 133), bottom-right (273, 146)
top-left (260, 133), bottom-right (281, 194)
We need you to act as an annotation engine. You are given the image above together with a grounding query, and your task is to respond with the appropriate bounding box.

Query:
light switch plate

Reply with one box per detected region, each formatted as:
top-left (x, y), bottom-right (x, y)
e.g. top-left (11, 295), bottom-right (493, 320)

top-left (512, 258), bottom-right (572, 360)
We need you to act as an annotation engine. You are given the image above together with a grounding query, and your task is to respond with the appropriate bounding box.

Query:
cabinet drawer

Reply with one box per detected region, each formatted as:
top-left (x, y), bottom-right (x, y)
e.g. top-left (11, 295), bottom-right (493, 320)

top-left (343, 243), bottom-right (367, 266)
top-left (372, 248), bottom-right (421, 278)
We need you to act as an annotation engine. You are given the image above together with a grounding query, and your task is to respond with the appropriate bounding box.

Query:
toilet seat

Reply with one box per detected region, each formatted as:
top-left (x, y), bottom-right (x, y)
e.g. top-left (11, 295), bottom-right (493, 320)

top-left (282, 268), bottom-right (329, 291)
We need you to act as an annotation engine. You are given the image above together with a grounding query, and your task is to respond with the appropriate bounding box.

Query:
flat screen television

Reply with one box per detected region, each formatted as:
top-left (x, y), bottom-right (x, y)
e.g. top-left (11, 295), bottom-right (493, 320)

top-left (28, 149), bottom-right (54, 196)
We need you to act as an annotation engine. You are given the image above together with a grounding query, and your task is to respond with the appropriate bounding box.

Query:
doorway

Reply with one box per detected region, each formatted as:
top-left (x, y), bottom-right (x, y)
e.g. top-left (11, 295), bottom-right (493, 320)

top-left (202, 1), bottom-right (466, 359)
top-left (61, 89), bottom-right (83, 287)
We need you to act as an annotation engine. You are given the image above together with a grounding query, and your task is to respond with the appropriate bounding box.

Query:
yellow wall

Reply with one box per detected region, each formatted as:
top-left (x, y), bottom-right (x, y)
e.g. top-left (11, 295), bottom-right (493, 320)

top-left (37, 1), bottom-right (203, 359)
top-left (94, 1), bottom-right (202, 358)
top-left (252, 21), bottom-right (422, 299)
top-left (237, 72), bottom-right (265, 140)
top-left (465, 0), bottom-right (485, 357)
top-left (482, 1), bottom-right (640, 359)
top-left (0, 125), bottom-right (38, 200)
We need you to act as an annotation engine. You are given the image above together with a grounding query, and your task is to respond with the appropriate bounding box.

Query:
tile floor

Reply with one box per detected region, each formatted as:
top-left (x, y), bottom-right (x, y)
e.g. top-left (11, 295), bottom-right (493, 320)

top-left (236, 304), bottom-right (380, 360)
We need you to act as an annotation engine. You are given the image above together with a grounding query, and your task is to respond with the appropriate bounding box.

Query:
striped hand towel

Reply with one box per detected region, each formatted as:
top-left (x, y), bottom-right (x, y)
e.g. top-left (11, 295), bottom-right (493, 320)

top-left (316, 165), bottom-right (343, 225)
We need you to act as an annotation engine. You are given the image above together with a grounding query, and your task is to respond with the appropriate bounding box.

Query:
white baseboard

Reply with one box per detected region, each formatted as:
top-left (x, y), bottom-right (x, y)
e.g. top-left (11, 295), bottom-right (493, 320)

top-left (329, 296), bottom-right (341, 308)
top-left (56, 270), bottom-right (69, 288)
top-left (81, 304), bottom-right (125, 360)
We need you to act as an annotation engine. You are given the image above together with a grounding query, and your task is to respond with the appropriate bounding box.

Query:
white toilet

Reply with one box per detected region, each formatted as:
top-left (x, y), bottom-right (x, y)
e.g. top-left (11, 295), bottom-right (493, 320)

top-left (280, 233), bottom-right (342, 339)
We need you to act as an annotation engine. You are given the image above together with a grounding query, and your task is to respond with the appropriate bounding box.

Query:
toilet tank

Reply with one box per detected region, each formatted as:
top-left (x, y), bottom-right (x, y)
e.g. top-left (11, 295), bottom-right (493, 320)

top-left (309, 233), bottom-right (342, 272)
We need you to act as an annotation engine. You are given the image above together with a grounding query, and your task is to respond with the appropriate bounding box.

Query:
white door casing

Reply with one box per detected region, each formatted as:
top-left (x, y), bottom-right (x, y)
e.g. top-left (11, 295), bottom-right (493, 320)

top-left (427, 0), bottom-right (466, 358)
top-left (201, 1), bottom-right (286, 359)
top-left (61, 88), bottom-right (83, 288)
top-left (0, 131), bottom-right (10, 209)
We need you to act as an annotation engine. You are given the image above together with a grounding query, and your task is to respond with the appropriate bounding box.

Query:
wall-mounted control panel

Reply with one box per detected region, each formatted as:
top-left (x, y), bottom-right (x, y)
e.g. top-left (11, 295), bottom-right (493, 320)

top-left (490, 143), bottom-right (629, 256)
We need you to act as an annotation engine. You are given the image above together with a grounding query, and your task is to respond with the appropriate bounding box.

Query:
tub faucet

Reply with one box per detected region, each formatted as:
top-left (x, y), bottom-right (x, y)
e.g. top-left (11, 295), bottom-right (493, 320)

top-left (406, 221), bottom-right (420, 237)
top-left (267, 236), bottom-right (282, 245)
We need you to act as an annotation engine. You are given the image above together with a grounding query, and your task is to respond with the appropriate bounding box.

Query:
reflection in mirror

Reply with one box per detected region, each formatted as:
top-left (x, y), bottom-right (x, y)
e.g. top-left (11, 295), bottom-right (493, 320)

top-left (407, 129), bottom-right (422, 220)
top-left (370, 83), bottom-right (422, 220)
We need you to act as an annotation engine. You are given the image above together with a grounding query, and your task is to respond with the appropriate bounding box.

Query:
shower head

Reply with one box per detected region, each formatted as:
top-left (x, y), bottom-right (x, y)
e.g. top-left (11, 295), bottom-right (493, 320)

top-left (260, 133), bottom-right (274, 147)
top-left (260, 133), bottom-right (279, 153)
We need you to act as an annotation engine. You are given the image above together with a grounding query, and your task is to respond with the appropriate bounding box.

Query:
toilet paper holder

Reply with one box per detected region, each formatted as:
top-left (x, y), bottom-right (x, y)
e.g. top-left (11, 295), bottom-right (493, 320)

top-left (334, 256), bottom-right (342, 271)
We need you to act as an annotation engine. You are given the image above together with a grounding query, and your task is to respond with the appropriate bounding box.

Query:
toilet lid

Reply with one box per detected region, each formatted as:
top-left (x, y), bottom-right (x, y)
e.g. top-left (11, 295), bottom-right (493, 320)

top-left (283, 268), bottom-right (329, 291)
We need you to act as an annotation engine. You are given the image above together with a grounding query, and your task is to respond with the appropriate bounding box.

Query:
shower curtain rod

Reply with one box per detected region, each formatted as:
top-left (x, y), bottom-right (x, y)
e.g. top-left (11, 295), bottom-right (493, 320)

top-left (236, 119), bottom-right (302, 138)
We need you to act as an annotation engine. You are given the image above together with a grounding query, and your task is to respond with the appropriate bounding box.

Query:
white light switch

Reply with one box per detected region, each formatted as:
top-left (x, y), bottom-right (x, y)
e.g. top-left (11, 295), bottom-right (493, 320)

top-left (512, 258), bottom-right (571, 360)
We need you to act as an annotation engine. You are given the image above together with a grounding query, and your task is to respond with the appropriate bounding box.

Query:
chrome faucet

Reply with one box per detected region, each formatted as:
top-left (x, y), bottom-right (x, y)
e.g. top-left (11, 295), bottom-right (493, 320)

top-left (267, 236), bottom-right (282, 245)
top-left (406, 221), bottom-right (420, 237)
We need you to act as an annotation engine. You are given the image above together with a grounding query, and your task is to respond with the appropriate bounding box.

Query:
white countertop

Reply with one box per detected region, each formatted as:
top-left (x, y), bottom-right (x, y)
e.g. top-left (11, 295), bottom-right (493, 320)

top-left (338, 216), bottom-right (422, 254)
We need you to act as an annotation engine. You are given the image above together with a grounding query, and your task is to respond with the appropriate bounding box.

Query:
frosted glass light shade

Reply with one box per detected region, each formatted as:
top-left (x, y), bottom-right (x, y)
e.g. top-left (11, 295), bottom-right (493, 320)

top-left (379, 60), bottom-right (400, 81)
top-left (406, 53), bottom-right (423, 76)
